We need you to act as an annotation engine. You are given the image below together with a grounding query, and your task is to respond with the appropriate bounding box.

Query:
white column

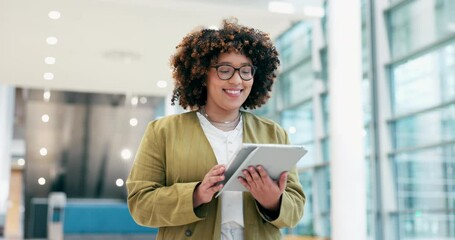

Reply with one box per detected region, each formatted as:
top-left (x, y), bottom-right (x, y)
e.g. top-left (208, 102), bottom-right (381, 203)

top-left (327, 0), bottom-right (366, 239)
top-left (0, 84), bottom-right (15, 226)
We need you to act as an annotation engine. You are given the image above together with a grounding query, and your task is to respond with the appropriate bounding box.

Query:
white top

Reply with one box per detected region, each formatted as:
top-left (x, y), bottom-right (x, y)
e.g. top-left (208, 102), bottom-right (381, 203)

top-left (196, 112), bottom-right (244, 227)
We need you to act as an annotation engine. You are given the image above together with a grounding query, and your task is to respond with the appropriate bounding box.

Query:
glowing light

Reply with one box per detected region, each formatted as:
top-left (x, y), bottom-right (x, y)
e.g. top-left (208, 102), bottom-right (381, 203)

top-left (40, 148), bottom-right (48, 156)
top-left (129, 118), bottom-right (138, 127)
top-left (116, 178), bottom-right (124, 187)
top-left (38, 177), bottom-right (46, 185)
top-left (288, 126), bottom-right (297, 134)
top-left (17, 158), bottom-right (25, 166)
top-left (41, 114), bottom-right (50, 123)
top-left (43, 90), bottom-right (51, 101)
top-left (44, 57), bottom-right (56, 65)
top-left (121, 149), bottom-right (132, 160)
top-left (43, 72), bottom-right (54, 80)
top-left (131, 97), bottom-right (138, 106)
top-left (46, 36), bottom-right (58, 45)
top-left (48, 11), bottom-right (61, 20)
top-left (156, 80), bottom-right (167, 88)
top-left (139, 97), bottom-right (147, 104)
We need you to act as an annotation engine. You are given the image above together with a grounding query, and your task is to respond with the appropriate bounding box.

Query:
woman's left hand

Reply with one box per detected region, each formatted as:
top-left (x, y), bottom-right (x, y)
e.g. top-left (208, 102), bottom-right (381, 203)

top-left (238, 165), bottom-right (287, 212)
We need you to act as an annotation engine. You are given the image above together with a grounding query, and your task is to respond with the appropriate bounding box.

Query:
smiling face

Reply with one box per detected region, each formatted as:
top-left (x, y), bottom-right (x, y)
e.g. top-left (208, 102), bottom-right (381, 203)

top-left (205, 52), bottom-right (254, 115)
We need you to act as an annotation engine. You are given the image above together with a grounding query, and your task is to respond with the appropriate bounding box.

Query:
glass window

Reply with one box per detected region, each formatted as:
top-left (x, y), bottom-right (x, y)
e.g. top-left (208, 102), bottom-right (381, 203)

top-left (314, 167), bottom-right (331, 237)
top-left (388, 0), bottom-right (455, 59)
top-left (276, 21), bottom-right (312, 69)
top-left (391, 41), bottom-right (455, 115)
top-left (321, 94), bottom-right (330, 136)
top-left (392, 145), bottom-right (455, 238)
top-left (280, 62), bottom-right (314, 107)
top-left (281, 101), bottom-right (314, 144)
top-left (362, 77), bottom-right (372, 125)
top-left (397, 212), bottom-right (455, 239)
top-left (292, 171), bottom-right (316, 235)
top-left (320, 47), bottom-right (328, 88)
top-left (254, 85), bottom-right (278, 117)
top-left (392, 104), bottom-right (455, 149)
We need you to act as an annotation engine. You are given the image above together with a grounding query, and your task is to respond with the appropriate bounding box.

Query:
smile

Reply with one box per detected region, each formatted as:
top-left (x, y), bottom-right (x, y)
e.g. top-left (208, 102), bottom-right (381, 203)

top-left (223, 89), bottom-right (243, 94)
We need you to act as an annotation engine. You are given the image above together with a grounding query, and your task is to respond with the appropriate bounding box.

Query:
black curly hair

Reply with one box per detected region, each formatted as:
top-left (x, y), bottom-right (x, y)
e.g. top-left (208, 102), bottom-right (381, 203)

top-left (170, 18), bottom-right (280, 110)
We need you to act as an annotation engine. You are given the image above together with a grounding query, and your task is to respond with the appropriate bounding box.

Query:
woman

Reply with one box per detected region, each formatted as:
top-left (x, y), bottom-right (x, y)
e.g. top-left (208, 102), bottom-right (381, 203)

top-left (127, 18), bottom-right (305, 240)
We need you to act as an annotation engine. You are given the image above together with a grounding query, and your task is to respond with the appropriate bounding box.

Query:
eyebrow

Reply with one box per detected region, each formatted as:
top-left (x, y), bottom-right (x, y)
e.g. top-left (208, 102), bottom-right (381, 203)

top-left (216, 62), bottom-right (252, 66)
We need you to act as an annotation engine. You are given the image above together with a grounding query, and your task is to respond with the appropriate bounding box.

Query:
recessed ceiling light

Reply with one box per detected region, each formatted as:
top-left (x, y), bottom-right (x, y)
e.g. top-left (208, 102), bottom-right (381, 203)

top-left (40, 147), bottom-right (48, 156)
top-left (43, 72), bottom-right (54, 80)
top-left (48, 11), bottom-right (61, 20)
top-left (129, 118), bottom-right (138, 127)
top-left (43, 90), bottom-right (51, 101)
top-left (130, 96), bottom-right (138, 106)
top-left (139, 97), bottom-right (147, 104)
top-left (17, 158), bottom-right (25, 166)
top-left (38, 177), bottom-right (46, 185)
top-left (268, 1), bottom-right (295, 14)
top-left (116, 178), bottom-right (124, 187)
top-left (157, 80), bottom-right (167, 88)
top-left (44, 57), bottom-right (56, 65)
top-left (46, 36), bottom-right (58, 45)
top-left (121, 149), bottom-right (132, 160)
top-left (41, 114), bottom-right (50, 123)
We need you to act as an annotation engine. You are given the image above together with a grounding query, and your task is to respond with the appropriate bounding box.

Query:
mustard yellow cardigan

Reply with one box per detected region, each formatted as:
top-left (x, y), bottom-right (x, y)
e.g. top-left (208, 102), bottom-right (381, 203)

top-left (127, 111), bottom-right (305, 239)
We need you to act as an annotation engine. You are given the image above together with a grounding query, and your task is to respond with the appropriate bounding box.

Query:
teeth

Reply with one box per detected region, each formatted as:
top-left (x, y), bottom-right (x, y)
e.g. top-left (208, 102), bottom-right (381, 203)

top-left (225, 89), bottom-right (240, 94)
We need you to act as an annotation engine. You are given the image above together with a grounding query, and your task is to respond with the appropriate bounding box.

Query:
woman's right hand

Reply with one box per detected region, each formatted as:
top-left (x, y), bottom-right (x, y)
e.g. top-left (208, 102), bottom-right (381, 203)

top-left (193, 164), bottom-right (225, 208)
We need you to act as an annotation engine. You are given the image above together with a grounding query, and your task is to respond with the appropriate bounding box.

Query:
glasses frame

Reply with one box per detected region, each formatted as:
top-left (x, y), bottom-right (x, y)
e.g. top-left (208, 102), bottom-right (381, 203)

top-left (210, 64), bottom-right (257, 81)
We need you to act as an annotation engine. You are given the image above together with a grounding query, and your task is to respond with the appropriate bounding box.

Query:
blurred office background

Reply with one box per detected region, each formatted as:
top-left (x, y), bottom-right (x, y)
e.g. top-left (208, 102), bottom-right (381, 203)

top-left (1, 0), bottom-right (454, 239)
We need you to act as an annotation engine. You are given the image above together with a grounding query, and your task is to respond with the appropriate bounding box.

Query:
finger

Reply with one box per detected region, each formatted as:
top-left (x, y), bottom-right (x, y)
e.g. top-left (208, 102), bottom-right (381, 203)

top-left (243, 169), bottom-right (260, 190)
top-left (242, 169), bottom-right (254, 184)
top-left (209, 165), bottom-right (226, 176)
top-left (248, 166), bottom-right (262, 184)
top-left (256, 165), bottom-right (269, 181)
top-left (211, 183), bottom-right (223, 192)
top-left (278, 171), bottom-right (288, 192)
top-left (203, 175), bottom-right (225, 188)
top-left (237, 176), bottom-right (251, 191)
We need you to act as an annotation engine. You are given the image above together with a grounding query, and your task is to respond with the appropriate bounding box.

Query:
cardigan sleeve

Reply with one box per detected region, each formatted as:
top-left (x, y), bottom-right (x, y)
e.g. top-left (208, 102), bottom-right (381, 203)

top-left (126, 121), bottom-right (207, 227)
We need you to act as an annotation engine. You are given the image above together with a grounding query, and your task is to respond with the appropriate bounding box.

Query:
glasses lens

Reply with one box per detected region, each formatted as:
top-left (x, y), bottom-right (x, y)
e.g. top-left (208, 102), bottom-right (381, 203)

top-left (239, 66), bottom-right (254, 80)
top-left (217, 65), bottom-right (234, 80)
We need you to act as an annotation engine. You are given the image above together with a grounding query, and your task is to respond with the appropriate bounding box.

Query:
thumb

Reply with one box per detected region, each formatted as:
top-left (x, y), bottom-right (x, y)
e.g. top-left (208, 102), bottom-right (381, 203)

top-left (278, 171), bottom-right (288, 192)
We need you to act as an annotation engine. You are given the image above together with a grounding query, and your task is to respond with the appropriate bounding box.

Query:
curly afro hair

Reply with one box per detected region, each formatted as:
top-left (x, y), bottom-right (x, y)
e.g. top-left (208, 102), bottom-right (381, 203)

top-left (170, 18), bottom-right (280, 110)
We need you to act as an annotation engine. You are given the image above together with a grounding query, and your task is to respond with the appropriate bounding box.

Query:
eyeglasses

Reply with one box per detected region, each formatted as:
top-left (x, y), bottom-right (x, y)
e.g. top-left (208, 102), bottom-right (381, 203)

top-left (211, 64), bottom-right (257, 81)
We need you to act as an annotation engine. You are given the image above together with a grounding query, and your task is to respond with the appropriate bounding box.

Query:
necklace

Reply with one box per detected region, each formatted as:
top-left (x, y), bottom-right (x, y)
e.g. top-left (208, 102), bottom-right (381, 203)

top-left (199, 106), bottom-right (241, 131)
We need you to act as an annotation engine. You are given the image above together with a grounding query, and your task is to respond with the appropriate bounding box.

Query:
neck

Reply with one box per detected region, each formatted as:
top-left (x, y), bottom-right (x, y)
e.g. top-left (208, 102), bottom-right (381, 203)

top-left (201, 105), bottom-right (240, 124)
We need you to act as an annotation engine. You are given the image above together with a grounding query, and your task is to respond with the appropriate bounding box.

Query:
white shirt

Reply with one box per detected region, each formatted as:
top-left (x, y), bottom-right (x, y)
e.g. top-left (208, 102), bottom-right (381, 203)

top-left (196, 112), bottom-right (244, 227)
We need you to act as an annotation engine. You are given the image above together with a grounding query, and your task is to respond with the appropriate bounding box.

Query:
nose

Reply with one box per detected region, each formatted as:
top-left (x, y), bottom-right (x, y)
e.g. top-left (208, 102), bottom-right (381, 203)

top-left (228, 70), bottom-right (243, 84)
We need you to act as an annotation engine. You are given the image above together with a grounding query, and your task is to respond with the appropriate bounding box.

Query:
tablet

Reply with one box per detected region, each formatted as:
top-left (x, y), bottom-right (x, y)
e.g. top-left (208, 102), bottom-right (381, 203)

top-left (215, 143), bottom-right (307, 198)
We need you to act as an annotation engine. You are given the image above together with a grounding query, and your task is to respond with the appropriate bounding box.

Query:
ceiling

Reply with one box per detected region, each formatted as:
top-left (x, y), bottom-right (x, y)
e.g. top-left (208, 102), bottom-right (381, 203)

top-left (0, 0), bottom-right (323, 97)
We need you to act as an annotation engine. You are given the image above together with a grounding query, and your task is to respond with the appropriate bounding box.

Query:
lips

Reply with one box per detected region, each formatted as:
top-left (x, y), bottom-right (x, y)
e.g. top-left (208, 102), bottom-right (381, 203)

top-left (223, 89), bottom-right (243, 97)
top-left (224, 89), bottom-right (242, 94)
